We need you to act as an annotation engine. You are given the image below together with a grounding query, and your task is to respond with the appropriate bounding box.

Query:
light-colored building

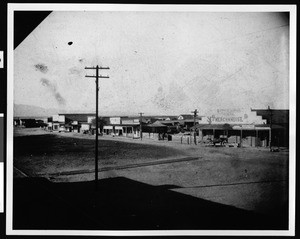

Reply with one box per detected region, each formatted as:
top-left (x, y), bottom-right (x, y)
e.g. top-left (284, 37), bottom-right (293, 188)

top-left (198, 109), bottom-right (266, 125)
top-left (80, 122), bottom-right (92, 132)
top-left (103, 116), bottom-right (141, 138)
top-left (178, 114), bottom-right (194, 120)
top-left (193, 108), bottom-right (285, 147)
top-left (109, 117), bottom-right (122, 125)
top-left (48, 114), bottom-right (65, 131)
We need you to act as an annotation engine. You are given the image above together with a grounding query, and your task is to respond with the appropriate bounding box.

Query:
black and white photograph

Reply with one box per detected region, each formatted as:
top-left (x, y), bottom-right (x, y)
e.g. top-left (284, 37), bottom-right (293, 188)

top-left (6, 4), bottom-right (296, 236)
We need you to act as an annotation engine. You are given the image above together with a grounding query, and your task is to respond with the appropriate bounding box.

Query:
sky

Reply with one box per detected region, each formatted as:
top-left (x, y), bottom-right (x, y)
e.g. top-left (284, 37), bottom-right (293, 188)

top-left (14, 10), bottom-right (290, 116)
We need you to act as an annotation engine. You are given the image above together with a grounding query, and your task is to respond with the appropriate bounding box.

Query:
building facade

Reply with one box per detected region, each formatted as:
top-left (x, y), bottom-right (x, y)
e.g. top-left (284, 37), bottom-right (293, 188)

top-left (194, 108), bottom-right (287, 147)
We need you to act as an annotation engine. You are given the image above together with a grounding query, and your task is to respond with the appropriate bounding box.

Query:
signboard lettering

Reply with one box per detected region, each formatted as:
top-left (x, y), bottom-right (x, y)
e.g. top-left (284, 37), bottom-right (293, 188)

top-left (208, 115), bottom-right (243, 123)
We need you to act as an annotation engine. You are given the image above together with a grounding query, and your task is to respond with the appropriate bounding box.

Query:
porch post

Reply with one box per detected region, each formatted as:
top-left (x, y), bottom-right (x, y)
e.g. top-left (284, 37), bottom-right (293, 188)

top-left (269, 127), bottom-right (271, 148)
top-left (256, 129), bottom-right (258, 147)
top-left (240, 129), bottom-right (243, 147)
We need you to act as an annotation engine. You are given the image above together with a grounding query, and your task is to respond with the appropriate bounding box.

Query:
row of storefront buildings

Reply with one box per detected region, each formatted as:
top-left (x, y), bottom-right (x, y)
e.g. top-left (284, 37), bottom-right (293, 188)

top-left (14, 108), bottom-right (289, 148)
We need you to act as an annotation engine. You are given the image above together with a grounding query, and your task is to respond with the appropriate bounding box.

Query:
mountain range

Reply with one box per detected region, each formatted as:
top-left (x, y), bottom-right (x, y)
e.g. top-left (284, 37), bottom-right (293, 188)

top-left (13, 104), bottom-right (143, 118)
top-left (14, 104), bottom-right (61, 118)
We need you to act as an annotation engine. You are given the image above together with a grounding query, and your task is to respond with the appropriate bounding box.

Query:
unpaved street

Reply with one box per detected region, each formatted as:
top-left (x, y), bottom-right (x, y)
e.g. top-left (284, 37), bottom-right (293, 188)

top-left (13, 128), bottom-right (289, 229)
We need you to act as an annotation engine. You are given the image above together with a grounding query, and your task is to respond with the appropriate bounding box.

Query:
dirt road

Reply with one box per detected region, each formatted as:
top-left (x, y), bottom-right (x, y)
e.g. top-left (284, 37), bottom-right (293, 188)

top-left (13, 128), bottom-right (289, 229)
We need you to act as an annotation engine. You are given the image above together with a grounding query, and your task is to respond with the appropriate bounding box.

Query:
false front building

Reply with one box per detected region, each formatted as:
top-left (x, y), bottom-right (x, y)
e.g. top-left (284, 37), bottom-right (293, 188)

top-left (193, 108), bottom-right (288, 148)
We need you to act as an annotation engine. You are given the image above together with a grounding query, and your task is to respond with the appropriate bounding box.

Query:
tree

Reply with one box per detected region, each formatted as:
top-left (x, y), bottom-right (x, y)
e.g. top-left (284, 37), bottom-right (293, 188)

top-left (91, 117), bottom-right (107, 132)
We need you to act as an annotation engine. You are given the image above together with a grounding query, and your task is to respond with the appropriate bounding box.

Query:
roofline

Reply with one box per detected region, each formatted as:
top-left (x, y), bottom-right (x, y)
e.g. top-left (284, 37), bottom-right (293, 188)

top-left (59, 112), bottom-right (95, 114)
top-left (251, 109), bottom-right (289, 111)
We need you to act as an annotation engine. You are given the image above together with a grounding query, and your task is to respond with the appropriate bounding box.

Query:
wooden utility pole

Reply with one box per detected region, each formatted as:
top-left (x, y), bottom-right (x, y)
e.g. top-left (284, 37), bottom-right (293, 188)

top-left (85, 65), bottom-right (109, 189)
top-left (268, 106), bottom-right (273, 151)
top-left (139, 112), bottom-right (144, 140)
top-left (191, 109), bottom-right (198, 145)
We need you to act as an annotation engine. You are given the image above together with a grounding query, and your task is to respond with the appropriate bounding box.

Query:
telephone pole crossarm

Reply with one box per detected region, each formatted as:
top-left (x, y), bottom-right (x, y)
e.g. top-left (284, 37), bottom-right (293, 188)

top-left (85, 66), bottom-right (110, 70)
top-left (85, 75), bottom-right (109, 78)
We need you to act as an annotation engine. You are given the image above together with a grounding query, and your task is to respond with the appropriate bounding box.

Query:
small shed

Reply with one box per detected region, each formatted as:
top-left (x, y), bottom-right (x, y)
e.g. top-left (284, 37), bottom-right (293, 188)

top-left (144, 121), bottom-right (168, 134)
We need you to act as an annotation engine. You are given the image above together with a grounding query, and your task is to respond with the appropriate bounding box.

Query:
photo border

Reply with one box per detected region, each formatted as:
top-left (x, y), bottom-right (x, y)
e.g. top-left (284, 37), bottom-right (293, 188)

top-left (6, 3), bottom-right (297, 236)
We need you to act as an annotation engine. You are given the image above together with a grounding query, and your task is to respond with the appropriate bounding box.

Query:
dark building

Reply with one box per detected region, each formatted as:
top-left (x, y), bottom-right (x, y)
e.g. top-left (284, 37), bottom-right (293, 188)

top-left (252, 109), bottom-right (289, 147)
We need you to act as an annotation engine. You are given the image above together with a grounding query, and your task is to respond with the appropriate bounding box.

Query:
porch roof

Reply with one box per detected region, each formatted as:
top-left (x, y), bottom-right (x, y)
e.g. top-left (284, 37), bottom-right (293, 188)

top-left (192, 124), bottom-right (283, 131)
top-left (192, 124), bottom-right (233, 130)
top-left (146, 121), bottom-right (168, 127)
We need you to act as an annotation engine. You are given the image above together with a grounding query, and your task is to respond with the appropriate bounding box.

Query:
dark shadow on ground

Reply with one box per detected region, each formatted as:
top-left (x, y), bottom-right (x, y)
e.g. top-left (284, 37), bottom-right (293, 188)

top-left (13, 176), bottom-right (288, 230)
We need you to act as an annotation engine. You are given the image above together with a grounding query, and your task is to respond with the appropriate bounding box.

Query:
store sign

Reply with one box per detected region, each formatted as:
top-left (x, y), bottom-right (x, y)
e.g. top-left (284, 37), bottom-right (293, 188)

top-left (208, 115), bottom-right (244, 123)
top-left (53, 115), bottom-right (65, 123)
top-left (122, 119), bottom-right (139, 125)
top-left (110, 117), bottom-right (121, 125)
top-left (87, 116), bottom-right (95, 123)
top-left (199, 108), bottom-right (267, 125)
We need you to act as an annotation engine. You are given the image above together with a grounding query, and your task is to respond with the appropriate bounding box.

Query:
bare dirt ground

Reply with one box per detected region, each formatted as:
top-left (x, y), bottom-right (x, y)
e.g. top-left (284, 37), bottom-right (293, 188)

top-left (14, 128), bottom-right (189, 176)
top-left (12, 127), bottom-right (289, 230)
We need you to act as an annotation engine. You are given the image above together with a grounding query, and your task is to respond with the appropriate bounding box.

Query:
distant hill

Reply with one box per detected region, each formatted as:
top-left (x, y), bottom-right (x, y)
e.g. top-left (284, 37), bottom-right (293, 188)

top-left (13, 104), bottom-right (135, 118)
top-left (14, 104), bottom-right (60, 118)
top-left (13, 104), bottom-right (174, 118)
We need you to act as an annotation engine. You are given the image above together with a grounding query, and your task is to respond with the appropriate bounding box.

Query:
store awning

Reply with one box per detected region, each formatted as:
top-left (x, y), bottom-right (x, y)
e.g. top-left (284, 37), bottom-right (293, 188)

top-left (115, 126), bottom-right (123, 130)
top-left (192, 123), bottom-right (283, 131)
top-left (193, 124), bottom-right (233, 130)
top-left (255, 124), bottom-right (284, 129)
top-left (232, 125), bottom-right (256, 130)
top-left (103, 126), bottom-right (113, 130)
top-left (232, 124), bottom-right (283, 130)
